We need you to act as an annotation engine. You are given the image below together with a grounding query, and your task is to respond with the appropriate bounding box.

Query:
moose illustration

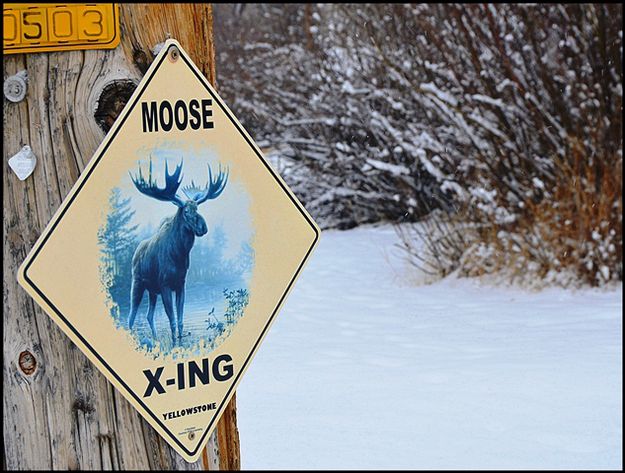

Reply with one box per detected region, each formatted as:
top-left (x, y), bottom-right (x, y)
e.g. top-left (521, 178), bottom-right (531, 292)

top-left (128, 158), bottom-right (228, 345)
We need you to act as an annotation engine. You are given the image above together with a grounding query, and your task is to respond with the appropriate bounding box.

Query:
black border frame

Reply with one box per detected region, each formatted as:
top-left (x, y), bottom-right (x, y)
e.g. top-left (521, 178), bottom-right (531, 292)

top-left (21, 43), bottom-right (319, 458)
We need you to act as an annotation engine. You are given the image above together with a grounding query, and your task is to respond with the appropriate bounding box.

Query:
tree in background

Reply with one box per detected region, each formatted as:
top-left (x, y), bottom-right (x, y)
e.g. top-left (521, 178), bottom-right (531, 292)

top-left (187, 225), bottom-right (255, 287)
top-left (214, 4), bottom-right (622, 287)
top-left (98, 187), bottom-right (138, 311)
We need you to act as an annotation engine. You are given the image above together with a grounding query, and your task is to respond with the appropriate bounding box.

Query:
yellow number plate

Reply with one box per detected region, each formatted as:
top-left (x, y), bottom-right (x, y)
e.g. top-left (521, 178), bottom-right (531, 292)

top-left (3, 3), bottom-right (120, 54)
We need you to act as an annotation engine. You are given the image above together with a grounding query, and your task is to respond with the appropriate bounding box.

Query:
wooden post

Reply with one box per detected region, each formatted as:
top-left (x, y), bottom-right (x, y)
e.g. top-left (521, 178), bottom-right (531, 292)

top-left (3, 4), bottom-right (240, 470)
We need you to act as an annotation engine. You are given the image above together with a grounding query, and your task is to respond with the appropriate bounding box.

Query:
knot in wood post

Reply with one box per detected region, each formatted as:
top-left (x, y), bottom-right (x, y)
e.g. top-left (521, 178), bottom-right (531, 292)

top-left (18, 350), bottom-right (37, 375)
top-left (94, 80), bottom-right (137, 133)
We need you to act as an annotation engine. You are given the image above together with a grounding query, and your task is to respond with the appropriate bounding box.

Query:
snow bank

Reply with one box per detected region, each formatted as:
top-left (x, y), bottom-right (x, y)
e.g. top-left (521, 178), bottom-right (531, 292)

top-left (237, 225), bottom-right (622, 469)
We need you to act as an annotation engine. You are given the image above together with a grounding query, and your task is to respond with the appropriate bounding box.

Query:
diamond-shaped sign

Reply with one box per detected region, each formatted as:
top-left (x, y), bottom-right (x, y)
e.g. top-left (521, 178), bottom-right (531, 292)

top-left (17, 40), bottom-right (319, 463)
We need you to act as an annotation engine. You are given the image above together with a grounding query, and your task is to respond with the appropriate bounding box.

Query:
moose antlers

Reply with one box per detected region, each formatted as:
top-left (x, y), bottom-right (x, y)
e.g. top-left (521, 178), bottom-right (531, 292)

top-left (130, 158), bottom-right (228, 206)
top-left (182, 163), bottom-right (229, 204)
top-left (130, 157), bottom-right (185, 207)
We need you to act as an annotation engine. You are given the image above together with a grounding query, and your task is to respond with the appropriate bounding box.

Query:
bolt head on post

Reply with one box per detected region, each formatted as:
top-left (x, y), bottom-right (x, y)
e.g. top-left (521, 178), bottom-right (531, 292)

top-left (4, 70), bottom-right (28, 103)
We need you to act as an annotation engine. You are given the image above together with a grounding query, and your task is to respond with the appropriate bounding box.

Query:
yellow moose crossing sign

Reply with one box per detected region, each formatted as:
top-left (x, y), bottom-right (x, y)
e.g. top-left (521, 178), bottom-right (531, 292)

top-left (17, 39), bottom-right (320, 462)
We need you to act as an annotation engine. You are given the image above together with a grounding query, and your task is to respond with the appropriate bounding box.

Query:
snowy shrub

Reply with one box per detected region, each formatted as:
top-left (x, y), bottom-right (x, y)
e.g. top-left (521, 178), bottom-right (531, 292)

top-left (214, 4), bottom-right (622, 286)
top-left (214, 4), bottom-right (451, 229)
top-left (381, 4), bottom-right (623, 287)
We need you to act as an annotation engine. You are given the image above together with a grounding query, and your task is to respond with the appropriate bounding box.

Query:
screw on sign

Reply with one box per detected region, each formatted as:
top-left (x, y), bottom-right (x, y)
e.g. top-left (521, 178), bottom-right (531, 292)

top-left (17, 39), bottom-right (320, 463)
top-left (170, 46), bottom-right (180, 61)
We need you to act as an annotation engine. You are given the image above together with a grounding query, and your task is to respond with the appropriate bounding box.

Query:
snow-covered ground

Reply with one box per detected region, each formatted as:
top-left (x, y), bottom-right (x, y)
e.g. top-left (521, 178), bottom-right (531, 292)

top-left (237, 225), bottom-right (622, 469)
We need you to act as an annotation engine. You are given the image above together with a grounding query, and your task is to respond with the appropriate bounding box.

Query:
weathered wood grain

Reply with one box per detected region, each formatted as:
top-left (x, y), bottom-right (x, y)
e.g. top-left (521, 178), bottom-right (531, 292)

top-left (3, 4), bottom-right (239, 470)
top-left (216, 393), bottom-right (241, 470)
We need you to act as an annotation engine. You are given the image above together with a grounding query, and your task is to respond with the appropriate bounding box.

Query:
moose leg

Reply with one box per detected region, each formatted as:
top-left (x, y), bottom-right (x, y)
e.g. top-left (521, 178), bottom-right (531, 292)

top-left (128, 280), bottom-right (145, 329)
top-left (161, 287), bottom-right (177, 345)
top-left (175, 287), bottom-right (185, 340)
top-left (146, 292), bottom-right (157, 339)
